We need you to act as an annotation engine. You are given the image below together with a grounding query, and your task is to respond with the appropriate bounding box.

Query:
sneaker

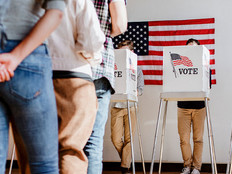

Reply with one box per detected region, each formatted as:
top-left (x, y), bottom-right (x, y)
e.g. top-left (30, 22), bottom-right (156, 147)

top-left (181, 167), bottom-right (191, 174)
top-left (191, 169), bottom-right (200, 174)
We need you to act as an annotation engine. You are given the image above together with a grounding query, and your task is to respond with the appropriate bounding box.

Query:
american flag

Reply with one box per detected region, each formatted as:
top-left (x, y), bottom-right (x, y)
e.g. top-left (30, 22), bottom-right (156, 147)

top-left (113, 18), bottom-right (216, 85)
top-left (170, 53), bottom-right (193, 67)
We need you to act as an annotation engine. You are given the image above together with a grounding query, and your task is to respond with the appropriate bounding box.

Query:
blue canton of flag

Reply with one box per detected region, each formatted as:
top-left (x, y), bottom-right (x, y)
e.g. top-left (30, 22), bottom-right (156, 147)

top-left (113, 22), bottom-right (149, 56)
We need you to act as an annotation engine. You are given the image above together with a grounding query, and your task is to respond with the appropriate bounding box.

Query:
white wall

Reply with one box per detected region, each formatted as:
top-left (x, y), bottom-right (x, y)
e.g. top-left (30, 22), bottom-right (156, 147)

top-left (103, 0), bottom-right (232, 164)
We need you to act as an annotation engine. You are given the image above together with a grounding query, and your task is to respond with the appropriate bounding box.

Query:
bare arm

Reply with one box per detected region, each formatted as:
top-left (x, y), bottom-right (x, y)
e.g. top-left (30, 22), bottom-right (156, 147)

top-left (109, 1), bottom-right (127, 37)
top-left (0, 9), bottom-right (63, 82)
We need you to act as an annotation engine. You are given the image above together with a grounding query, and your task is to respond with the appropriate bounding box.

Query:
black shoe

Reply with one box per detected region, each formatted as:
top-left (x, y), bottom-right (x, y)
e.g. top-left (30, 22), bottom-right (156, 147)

top-left (121, 167), bottom-right (131, 174)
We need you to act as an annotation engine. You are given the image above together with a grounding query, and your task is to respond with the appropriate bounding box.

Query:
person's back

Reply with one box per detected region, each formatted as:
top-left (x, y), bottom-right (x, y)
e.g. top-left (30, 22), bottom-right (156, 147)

top-left (49, 0), bottom-right (105, 78)
top-left (0, 0), bottom-right (65, 173)
top-left (48, 0), bottom-right (105, 173)
top-left (84, 0), bottom-right (127, 173)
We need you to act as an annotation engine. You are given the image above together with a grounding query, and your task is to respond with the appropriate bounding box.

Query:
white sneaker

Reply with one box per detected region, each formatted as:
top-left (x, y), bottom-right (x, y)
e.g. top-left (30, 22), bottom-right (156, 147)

top-left (181, 167), bottom-right (191, 174)
top-left (191, 169), bottom-right (200, 174)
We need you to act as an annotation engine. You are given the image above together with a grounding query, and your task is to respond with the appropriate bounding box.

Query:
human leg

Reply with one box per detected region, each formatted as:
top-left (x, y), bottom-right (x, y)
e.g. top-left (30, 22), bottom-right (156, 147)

top-left (192, 108), bottom-right (206, 170)
top-left (11, 122), bottom-right (30, 174)
top-left (4, 43), bottom-right (59, 174)
top-left (53, 78), bottom-right (97, 174)
top-left (111, 108), bottom-right (125, 158)
top-left (84, 78), bottom-right (112, 174)
top-left (178, 108), bottom-right (193, 168)
top-left (121, 107), bottom-right (136, 169)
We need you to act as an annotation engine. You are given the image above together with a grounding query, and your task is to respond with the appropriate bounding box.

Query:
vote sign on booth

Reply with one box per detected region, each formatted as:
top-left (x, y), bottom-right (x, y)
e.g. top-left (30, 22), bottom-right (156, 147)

top-left (113, 49), bottom-right (137, 97)
top-left (163, 45), bottom-right (210, 93)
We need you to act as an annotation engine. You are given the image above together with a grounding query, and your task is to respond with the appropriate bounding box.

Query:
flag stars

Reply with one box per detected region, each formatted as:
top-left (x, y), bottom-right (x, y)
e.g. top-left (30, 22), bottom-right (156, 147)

top-left (112, 22), bottom-right (149, 56)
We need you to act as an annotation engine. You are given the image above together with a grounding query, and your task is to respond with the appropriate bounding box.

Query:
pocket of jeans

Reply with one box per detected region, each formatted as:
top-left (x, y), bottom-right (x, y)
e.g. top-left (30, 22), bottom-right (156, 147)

top-left (9, 65), bottom-right (43, 101)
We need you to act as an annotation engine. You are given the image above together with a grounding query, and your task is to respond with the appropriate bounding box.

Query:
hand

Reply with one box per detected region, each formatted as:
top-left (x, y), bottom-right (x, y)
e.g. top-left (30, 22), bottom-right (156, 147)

top-left (0, 53), bottom-right (20, 82)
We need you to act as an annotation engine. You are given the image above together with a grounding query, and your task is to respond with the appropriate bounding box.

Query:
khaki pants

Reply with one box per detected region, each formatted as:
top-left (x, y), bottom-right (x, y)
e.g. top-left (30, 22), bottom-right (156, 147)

top-left (54, 78), bottom-right (97, 174)
top-left (13, 78), bottom-right (97, 174)
top-left (178, 107), bottom-right (206, 170)
top-left (111, 107), bottom-right (136, 168)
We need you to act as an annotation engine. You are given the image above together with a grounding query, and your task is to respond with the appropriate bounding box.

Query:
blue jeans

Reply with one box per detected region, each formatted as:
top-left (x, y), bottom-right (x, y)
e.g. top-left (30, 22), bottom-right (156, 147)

top-left (0, 41), bottom-right (59, 174)
top-left (84, 78), bottom-right (112, 174)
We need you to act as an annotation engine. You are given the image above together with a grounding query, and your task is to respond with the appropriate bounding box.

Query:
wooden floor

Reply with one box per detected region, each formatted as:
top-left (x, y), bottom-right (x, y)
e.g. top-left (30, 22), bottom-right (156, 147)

top-left (5, 169), bottom-right (221, 174)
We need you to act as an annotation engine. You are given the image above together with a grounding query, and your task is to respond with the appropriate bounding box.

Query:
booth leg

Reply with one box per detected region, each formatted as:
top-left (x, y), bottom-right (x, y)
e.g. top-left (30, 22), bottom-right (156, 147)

top-left (226, 129), bottom-right (232, 174)
top-left (134, 103), bottom-right (146, 174)
top-left (127, 100), bottom-right (136, 174)
top-left (158, 100), bottom-right (168, 174)
top-left (8, 144), bottom-right (15, 174)
top-left (205, 98), bottom-right (217, 174)
top-left (150, 98), bottom-right (164, 174)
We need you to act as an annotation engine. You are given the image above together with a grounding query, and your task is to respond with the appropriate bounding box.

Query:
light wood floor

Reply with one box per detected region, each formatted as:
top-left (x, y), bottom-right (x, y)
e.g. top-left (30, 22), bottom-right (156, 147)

top-left (5, 169), bottom-right (221, 174)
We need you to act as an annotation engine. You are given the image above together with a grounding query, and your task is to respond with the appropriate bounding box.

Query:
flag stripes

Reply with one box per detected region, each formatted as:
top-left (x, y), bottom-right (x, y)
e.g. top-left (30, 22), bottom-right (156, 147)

top-left (145, 18), bottom-right (215, 85)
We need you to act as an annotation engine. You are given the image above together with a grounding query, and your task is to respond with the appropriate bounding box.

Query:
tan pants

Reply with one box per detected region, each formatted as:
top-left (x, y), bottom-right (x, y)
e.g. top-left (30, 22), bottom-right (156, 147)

top-left (13, 78), bottom-right (97, 174)
top-left (178, 107), bottom-right (206, 170)
top-left (54, 78), bottom-right (97, 174)
top-left (111, 107), bottom-right (136, 168)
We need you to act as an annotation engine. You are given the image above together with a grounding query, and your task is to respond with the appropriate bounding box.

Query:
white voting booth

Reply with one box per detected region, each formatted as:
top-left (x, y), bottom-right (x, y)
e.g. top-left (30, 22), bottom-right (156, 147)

top-left (150, 46), bottom-right (217, 174)
top-left (163, 45), bottom-right (210, 93)
top-left (111, 49), bottom-right (145, 174)
top-left (113, 49), bottom-right (137, 100)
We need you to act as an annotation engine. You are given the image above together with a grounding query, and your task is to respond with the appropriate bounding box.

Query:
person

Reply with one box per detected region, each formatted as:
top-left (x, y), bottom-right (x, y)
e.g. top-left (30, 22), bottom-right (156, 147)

top-left (110, 40), bottom-right (144, 174)
top-left (84, 0), bottom-right (127, 173)
top-left (49, 0), bottom-right (105, 173)
top-left (178, 38), bottom-right (208, 174)
top-left (11, 0), bottom-right (105, 173)
top-left (0, 0), bottom-right (65, 173)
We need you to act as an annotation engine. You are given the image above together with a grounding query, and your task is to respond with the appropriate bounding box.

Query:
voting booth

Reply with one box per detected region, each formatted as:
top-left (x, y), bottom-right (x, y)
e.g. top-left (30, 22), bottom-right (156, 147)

top-left (150, 46), bottom-right (217, 174)
top-left (111, 49), bottom-right (145, 174)
top-left (113, 49), bottom-right (137, 99)
top-left (163, 45), bottom-right (210, 92)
